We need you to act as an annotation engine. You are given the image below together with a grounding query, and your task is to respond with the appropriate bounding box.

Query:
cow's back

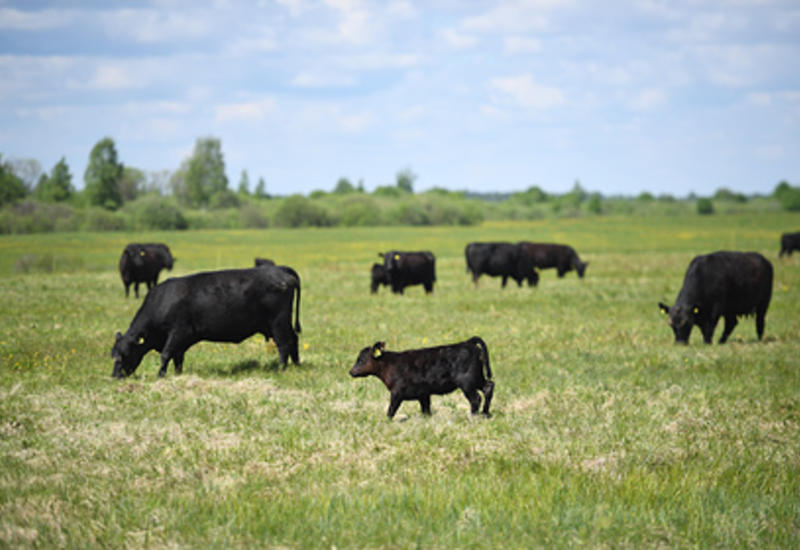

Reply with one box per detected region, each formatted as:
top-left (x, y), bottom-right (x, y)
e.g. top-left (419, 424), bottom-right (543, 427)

top-left (683, 251), bottom-right (772, 314)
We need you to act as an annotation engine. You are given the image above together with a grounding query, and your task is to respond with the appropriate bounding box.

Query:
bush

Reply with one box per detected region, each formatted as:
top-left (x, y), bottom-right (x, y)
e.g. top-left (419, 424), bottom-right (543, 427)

top-left (240, 203), bottom-right (270, 228)
top-left (339, 197), bottom-right (382, 226)
top-left (81, 207), bottom-right (127, 231)
top-left (0, 200), bottom-right (77, 233)
top-left (696, 198), bottom-right (714, 215)
top-left (774, 182), bottom-right (800, 212)
top-left (273, 195), bottom-right (334, 228)
top-left (209, 189), bottom-right (240, 209)
top-left (125, 195), bottom-right (187, 230)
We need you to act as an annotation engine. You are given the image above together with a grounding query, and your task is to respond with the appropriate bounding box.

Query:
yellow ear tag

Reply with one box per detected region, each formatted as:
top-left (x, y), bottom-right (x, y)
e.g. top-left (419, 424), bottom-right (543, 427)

top-left (137, 336), bottom-right (145, 345)
top-left (693, 307), bottom-right (699, 314)
top-left (140, 250), bottom-right (145, 256)
top-left (393, 254), bottom-right (400, 260)
top-left (372, 348), bottom-right (382, 358)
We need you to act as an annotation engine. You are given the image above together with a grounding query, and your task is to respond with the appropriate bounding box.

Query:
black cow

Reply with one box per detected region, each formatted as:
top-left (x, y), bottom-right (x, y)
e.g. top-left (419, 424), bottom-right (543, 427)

top-left (464, 242), bottom-right (538, 288)
top-left (657, 251), bottom-right (773, 344)
top-left (111, 266), bottom-right (301, 378)
top-left (370, 263), bottom-right (390, 294)
top-left (349, 337), bottom-right (494, 419)
top-left (517, 242), bottom-right (588, 278)
top-left (119, 243), bottom-right (175, 298)
top-left (779, 232), bottom-right (800, 257)
top-left (381, 251), bottom-right (436, 294)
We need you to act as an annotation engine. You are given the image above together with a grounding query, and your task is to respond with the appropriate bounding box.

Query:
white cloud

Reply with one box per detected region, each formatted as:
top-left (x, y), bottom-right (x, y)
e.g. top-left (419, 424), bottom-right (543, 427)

top-left (490, 74), bottom-right (564, 110)
top-left (88, 66), bottom-right (140, 91)
top-left (215, 98), bottom-right (277, 122)
top-left (630, 88), bottom-right (666, 110)
top-left (386, 1), bottom-right (418, 19)
top-left (441, 28), bottom-right (478, 50)
top-left (503, 36), bottom-right (542, 54)
top-left (290, 71), bottom-right (357, 88)
top-left (0, 7), bottom-right (74, 30)
top-left (461, 1), bottom-right (561, 34)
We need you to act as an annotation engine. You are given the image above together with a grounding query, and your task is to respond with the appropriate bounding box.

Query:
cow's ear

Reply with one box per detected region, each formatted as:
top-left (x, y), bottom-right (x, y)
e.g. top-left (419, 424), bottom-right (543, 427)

top-left (372, 341), bottom-right (386, 358)
top-left (658, 302), bottom-right (670, 315)
top-left (115, 331), bottom-right (122, 342)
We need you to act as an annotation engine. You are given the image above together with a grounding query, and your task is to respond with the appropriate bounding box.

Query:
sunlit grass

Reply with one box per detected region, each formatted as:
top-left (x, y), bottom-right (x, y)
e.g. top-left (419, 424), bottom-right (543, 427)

top-left (1, 213), bottom-right (800, 547)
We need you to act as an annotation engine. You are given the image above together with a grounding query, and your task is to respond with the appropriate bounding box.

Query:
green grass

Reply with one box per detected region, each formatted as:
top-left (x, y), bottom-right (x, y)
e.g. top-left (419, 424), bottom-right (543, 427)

top-left (1, 213), bottom-right (800, 548)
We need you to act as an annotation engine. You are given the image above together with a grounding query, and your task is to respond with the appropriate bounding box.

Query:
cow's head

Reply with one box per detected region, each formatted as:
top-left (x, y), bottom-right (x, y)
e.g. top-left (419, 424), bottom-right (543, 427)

top-left (350, 341), bottom-right (386, 377)
top-left (658, 302), bottom-right (696, 344)
top-left (577, 261), bottom-right (589, 278)
top-left (370, 264), bottom-right (388, 293)
top-left (111, 331), bottom-right (149, 378)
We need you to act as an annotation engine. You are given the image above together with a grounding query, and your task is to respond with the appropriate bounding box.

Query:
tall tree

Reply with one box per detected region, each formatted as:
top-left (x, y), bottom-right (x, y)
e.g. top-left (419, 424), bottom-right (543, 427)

top-left (184, 136), bottom-right (228, 207)
top-left (118, 166), bottom-right (145, 202)
top-left (34, 157), bottom-right (73, 202)
top-left (238, 169), bottom-right (250, 195)
top-left (396, 168), bottom-right (416, 193)
top-left (0, 154), bottom-right (28, 206)
top-left (255, 177), bottom-right (268, 198)
top-left (84, 137), bottom-right (123, 210)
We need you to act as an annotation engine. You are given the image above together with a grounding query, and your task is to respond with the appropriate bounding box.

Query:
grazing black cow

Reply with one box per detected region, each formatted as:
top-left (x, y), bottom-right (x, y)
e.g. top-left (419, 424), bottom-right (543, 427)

top-left (349, 337), bottom-right (494, 419)
top-left (657, 251), bottom-right (773, 344)
top-left (380, 251), bottom-right (436, 294)
top-left (464, 242), bottom-right (538, 288)
top-left (779, 232), bottom-right (800, 257)
top-left (370, 263), bottom-right (390, 294)
top-left (111, 266), bottom-right (301, 378)
top-left (119, 243), bottom-right (175, 298)
top-left (517, 242), bottom-right (588, 278)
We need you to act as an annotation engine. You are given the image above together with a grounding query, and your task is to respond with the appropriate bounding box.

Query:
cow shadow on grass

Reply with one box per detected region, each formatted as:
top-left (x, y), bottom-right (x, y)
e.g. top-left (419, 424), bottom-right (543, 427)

top-left (210, 357), bottom-right (312, 377)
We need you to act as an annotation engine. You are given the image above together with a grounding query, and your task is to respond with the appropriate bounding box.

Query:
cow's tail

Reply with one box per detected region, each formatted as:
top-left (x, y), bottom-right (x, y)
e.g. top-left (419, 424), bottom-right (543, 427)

top-left (469, 336), bottom-right (492, 379)
top-left (293, 280), bottom-right (302, 334)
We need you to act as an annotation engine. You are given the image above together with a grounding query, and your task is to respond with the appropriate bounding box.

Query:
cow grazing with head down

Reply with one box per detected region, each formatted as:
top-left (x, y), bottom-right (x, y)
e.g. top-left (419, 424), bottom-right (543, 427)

top-left (119, 243), bottom-right (175, 298)
top-left (779, 232), bottom-right (800, 257)
top-left (517, 242), bottom-right (588, 279)
top-left (464, 242), bottom-right (538, 288)
top-left (111, 265), bottom-right (301, 378)
top-left (381, 251), bottom-right (436, 294)
top-left (658, 251), bottom-right (773, 344)
top-left (370, 263), bottom-right (390, 294)
top-left (349, 337), bottom-right (494, 419)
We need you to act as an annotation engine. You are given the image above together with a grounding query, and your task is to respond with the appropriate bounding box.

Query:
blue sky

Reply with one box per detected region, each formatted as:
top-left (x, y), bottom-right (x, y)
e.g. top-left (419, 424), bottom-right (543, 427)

top-left (1, 0), bottom-right (798, 196)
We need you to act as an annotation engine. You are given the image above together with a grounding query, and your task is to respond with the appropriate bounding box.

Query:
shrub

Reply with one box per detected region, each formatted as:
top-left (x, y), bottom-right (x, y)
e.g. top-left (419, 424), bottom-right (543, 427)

top-left (339, 197), bottom-right (382, 226)
top-left (240, 203), bottom-right (270, 228)
top-left (696, 198), bottom-right (714, 215)
top-left (774, 181), bottom-right (800, 212)
top-left (125, 195), bottom-right (187, 230)
top-left (0, 200), bottom-right (77, 234)
top-left (81, 207), bottom-right (127, 231)
top-left (273, 195), bottom-right (334, 228)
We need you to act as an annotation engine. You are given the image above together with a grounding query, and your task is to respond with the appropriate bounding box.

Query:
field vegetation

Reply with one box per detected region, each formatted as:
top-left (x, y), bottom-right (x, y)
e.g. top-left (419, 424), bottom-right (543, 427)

top-left (1, 213), bottom-right (800, 547)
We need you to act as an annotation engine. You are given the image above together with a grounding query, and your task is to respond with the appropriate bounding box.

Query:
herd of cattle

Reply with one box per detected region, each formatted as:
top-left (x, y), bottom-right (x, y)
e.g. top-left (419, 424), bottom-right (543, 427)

top-left (111, 231), bottom-right (800, 418)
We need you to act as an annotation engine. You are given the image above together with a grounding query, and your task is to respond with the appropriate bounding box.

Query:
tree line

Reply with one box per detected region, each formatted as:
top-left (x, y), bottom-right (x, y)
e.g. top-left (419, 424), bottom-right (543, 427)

top-left (1, 136), bottom-right (798, 234)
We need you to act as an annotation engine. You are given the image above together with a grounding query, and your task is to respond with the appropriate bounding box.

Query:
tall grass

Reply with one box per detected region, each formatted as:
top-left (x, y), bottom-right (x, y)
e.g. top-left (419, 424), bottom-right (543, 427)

top-left (1, 213), bottom-right (799, 547)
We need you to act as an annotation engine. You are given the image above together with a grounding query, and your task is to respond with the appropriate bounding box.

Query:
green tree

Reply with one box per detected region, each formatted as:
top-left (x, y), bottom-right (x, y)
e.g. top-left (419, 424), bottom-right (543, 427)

top-left (84, 137), bottom-right (124, 210)
top-left (0, 154), bottom-right (28, 206)
top-left (697, 197), bottom-right (714, 215)
top-left (238, 170), bottom-right (250, 195)
top-left (118, 166), bottom-right (145, 203)
top-left (255, 177), bottom-right (268, 199)
top-left (396, 168), bottom-right (416, 193)
top-left (334, 177), bottom-right (355, 194)
top-left (34, 157), bottom-right (74, 202)
top-left (184, 137), bottom-right (228, 208)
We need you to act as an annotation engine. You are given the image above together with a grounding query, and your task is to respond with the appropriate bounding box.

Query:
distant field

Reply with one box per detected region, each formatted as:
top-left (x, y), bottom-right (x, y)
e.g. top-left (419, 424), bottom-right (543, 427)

top-left (1, 213), bottom-right (800, 548)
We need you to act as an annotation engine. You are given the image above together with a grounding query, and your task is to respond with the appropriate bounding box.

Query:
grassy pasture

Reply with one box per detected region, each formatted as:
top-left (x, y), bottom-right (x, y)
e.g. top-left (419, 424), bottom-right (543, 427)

top-left (1, 213), bottom-right (800, 548)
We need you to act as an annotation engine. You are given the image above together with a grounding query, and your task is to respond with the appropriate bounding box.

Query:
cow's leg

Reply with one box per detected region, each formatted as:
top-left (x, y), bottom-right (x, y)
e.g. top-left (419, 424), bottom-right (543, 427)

top-left (462, 387), bottom-right (482, 414)
top-left (424, 281), bottom-right (434, 294)
top-left (418, 395), bottom-right (431, 415)
top-left (756, 307), bottom-right (767, 340)
top-left (501, 275), bottom-right (508, 288)
top-left (159, 333), bottom-right (187, 377)
top-left (272, 320), bottom-right (298, 369)
top-left (700, 316), bottom-right (718, 344)
top-left (134, 282), bottom-right (140, 298)
top-left (158, 352), bottom-right (171, 377)
top-left (173, 351), bottom-right (185, 375)
top-left (718, 314), bottom-right (738, 344)
top-left (472, 272), bottom-right (479, 286)
top-left (481, 380), bottom-right (494, 416)
top-left (387, 394), bottom-right (403, 418)
top-left (124, 283), bottom-right (130, 298)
